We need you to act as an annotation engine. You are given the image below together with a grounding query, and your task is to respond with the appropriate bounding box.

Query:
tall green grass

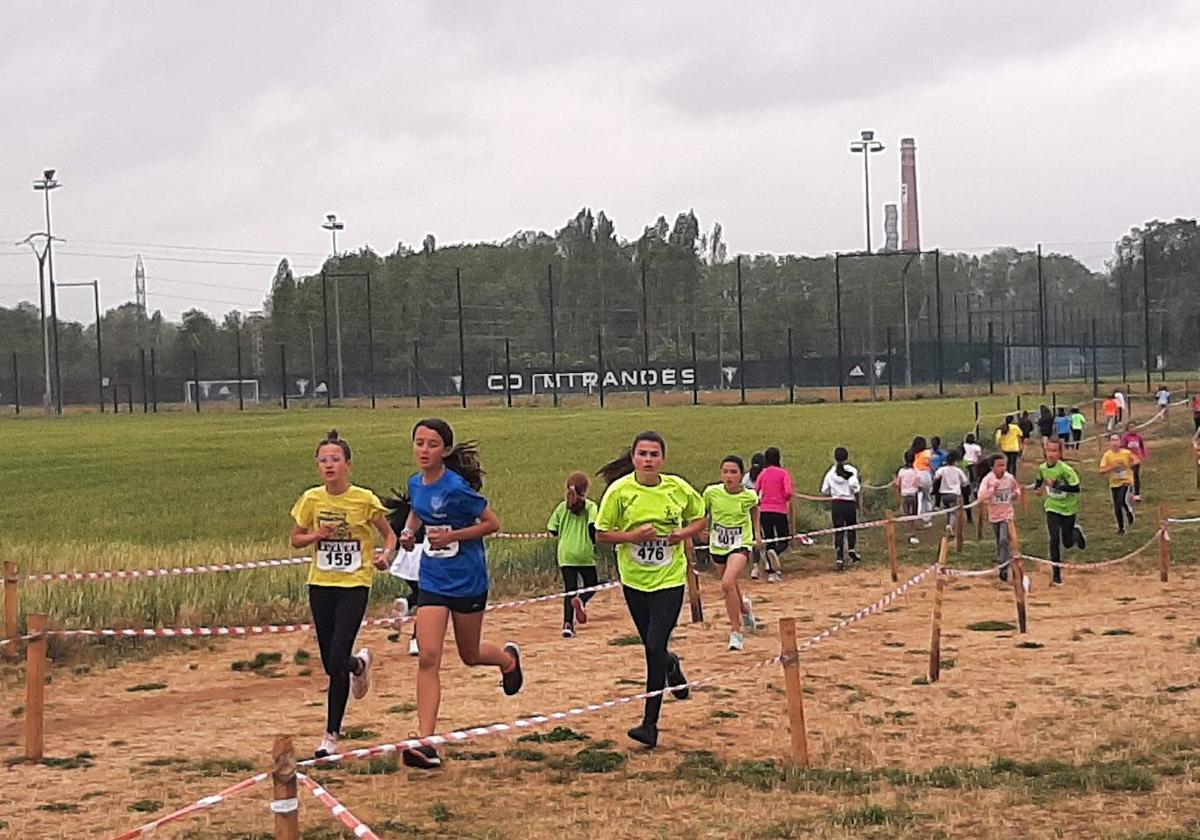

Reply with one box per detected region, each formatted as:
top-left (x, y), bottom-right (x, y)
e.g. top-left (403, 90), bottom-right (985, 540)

top-left (1, 393), bottom-right (1152, 627)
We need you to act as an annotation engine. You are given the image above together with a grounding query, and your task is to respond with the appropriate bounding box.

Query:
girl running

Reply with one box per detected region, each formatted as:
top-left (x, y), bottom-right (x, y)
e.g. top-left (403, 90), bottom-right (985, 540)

top-left (754, 447), bottom-right (794, 582)
top-left (821, 447), bottom-right (861, 570)
top-left (597, 431), bottom-right (706, 748)
top-left (910, 436), bottom-right (934, 521)
top-left (745, 452), bottom-right (765, 579)
top-left (397, 419), bottom-right (523, 769)
top-left (701, 456), bottom-right (762, 651)
top-left (290, 430), bottom-right (397, 758)
top-left (960, 434), bottom-right (982, 523)
top-left (1119, 422), bottom-right (1148, 502)
top-left (933, 450), bottom-right (968, 532)
top-left (1054, 407), bottom-right (1072, 447)
top-left (1099, 434), bottom-right (1137, 535)
top-left (381, 491), bottom-right (422, 657)
top-left (547, 471), bottom-right (600, 639)
top-left (977, 452), bottom-right (1021, 582)
top-left (1069, 407), bottom-right (1086, 450)
top-left (1036, 406), bottom-right (1055, 441)
top-left (895, 450), bottom-right (922, 545)
top-left (995, 415), bottom-right (1024, 475)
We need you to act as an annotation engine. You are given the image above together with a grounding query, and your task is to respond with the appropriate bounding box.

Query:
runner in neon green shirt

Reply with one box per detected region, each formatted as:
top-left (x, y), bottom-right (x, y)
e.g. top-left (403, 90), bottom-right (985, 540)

top-left (701, 456), bottom-right (763, 652)
top-left (547, 471), bottom-right (600, 639)
top-left (597, 431), bottom-right (706, 749)
top-left (1033, 439), bottom-right (1085, 586)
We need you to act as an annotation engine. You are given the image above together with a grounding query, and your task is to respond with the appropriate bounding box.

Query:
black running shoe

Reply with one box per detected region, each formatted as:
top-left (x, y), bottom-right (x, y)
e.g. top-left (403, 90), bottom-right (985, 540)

top-left (1073, 526), bottom-right (1086, 550)
top-left (835, 558), bottom-right (846, 572)
top-left (999, 568), bottom-right (1008, 582)
top-left (667, 652), bottom-right (689, 700)
top-left (402, 744), bottom-right (442, 769)
top-left (627, 724), bottom-right (659, 748)
top-left (501, 642), bottom-right (524, 696)
top-left (848, 550), bottom-right (862, 564)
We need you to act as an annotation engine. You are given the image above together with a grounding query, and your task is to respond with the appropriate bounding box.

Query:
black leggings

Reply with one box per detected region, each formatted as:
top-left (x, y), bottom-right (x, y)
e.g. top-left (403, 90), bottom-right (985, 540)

top-left (831, 500), bottom-right (857, 558)
top-left (1132, 463), bottom-right (1141, 497)
top-left (1045, 511), bottom-right (1077, 577)
top-left (759, 512), bottom-right (790, 555)
top-left (622, 585), bottom-right (684, 728)
top-left (1111, 486), bottom-right (1134, 530)
top-left (1005, 451), bottom-right (1019, 475)
top-left (561, 565), bottom-right (599, 625)
top-left (308, 585), bottom-right (368, 735)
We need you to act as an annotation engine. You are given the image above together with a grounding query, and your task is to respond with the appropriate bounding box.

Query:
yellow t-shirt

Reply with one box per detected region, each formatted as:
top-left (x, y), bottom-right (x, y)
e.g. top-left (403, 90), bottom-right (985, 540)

top-left (995, 424), bottom-right (1023, 453)
top-left (1100, 449), bottom-right (1136, 489)
top-left (291, 485), bottom-right (386, 588)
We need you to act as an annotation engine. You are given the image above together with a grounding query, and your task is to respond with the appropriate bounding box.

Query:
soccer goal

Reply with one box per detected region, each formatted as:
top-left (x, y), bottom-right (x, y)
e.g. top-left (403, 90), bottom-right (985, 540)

top-left (184, 379), bottom-right (260, 404)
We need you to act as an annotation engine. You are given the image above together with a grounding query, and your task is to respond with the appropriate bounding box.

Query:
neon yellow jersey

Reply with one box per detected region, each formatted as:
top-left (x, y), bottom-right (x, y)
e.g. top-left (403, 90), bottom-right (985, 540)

top-left (995, 424), bottom-right (1023, 453)
top-left (702, 483), bottom-right (757, 556)
top-left (597, 473), bottom-right (704, 592)
top-left (547, 499), bottom-right (598, 567)
top-left (291, 485), bottom-right (386, 588)
top-left (1100, 449), bottom-right (1136, 488)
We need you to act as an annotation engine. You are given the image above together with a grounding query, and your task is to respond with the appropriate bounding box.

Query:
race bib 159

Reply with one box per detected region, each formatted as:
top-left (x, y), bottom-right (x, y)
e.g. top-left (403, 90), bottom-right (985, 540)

top-left (316, 540), bottom-right (362, 573)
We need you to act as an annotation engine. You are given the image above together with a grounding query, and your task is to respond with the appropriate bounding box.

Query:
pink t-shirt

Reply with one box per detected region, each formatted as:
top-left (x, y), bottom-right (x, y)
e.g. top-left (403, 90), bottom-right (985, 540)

top-left (755, 465), bottom-right (793, 514)
top-left (896, 467), bottom-right (921, 496)
top-left (1120, 432), bottom-right (1147, 462)
top-left (978, 472), bottom-right (1020, 523)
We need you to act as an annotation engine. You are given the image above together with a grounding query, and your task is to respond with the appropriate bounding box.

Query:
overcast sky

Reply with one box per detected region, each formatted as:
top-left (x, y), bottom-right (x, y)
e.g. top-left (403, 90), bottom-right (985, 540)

top-left (2, 1), bottom-right (1197, 322)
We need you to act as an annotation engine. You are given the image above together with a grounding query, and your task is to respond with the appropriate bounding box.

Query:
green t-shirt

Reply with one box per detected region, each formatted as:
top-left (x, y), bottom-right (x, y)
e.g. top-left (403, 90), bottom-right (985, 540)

top-left (596, 473), bottom-right (705, 592)
top-left (547, 499), bottom-right (598, 567)
top-left (1037, 461), bottom-right (1081, 516)
top-left (1070, 413), bottom-right (1086, 431)
top-left (702, 483), bottom-right (758, 556)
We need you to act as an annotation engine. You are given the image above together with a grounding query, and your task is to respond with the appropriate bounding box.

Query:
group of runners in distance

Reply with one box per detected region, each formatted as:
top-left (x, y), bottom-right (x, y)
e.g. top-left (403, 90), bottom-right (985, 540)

top-left (288, 395), bottom-right (1171, 762)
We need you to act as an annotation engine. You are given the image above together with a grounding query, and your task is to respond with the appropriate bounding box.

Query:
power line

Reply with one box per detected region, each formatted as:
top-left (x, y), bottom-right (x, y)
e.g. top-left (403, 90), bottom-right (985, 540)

top-left (71, 238), bottom-right (329, 259)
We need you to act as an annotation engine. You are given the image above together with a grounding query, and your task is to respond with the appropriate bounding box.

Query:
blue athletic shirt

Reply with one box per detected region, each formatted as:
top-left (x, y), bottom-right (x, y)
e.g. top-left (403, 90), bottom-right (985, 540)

top-left (1054, 415), bottom-right (1072, 436)
top-left (408, 468), bottom-right (489, 597)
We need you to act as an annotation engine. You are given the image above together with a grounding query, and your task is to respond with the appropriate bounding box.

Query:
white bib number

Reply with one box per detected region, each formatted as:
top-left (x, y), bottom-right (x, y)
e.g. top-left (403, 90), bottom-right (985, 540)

top-left (316, 540), bottom-right (362, 573)
top-left (424, 525), bottom-right (460, 559)
top-left (712, 524), bottom-right (743, 551)
top-left (633, 538), bottom-right (670, 566)
top-left (994, 489), bottom-right (1012, 504)
top-left (1113, 467), bottom-right (1128, 480)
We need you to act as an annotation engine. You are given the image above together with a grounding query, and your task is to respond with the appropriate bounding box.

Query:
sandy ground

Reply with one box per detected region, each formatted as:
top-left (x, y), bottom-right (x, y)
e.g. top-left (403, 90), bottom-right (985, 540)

top-left (2, 544), bottom-right (1198, 840)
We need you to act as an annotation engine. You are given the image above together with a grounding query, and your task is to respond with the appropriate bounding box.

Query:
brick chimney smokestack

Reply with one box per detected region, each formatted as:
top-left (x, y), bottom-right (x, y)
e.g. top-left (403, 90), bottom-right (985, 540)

top-left (900, 138), bottom-right (920, 251)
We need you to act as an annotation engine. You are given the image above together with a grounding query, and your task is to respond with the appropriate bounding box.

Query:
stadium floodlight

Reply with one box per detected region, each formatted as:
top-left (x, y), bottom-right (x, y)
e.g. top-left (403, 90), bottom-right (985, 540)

top-left (321, 213), bottom-right (346, 399)
top-left (33, 168), bottom-right (63, 414)
top-left (849, 130), bottom-right (885, 254)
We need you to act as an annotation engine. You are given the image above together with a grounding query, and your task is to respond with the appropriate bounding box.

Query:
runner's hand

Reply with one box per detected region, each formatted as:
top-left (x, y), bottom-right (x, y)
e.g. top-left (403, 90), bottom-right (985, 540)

top-left (630, 524), bottom-right (658, 543)
top-left (314, 523), bottom-right (336, 540)
top-left (428, 529), bottom-right (456, 549)
top-left (399, 529), bottom-right (416, 551)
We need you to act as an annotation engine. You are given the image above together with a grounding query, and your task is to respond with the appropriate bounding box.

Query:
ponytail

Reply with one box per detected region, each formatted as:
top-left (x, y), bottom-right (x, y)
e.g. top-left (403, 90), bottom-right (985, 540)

top-left (833, 446), bottom-right (851, 480)
top-left (412, 418), bottom-right (485, 490)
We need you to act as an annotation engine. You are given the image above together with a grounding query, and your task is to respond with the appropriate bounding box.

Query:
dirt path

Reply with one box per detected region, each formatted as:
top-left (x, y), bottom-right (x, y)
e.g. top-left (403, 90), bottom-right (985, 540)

top-left (2, 548), bottom-right (1198, 839)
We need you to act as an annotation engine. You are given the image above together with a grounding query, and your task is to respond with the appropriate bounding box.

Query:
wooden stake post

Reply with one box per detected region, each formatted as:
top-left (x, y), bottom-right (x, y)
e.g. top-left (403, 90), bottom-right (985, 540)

top-left (1006, 520), bottom-right (1028, 634)
top-left (885, 511), bottom-right (898, 583)
top-left (25, 613), bottom-right (46, 762)
top-left (271, 735), bottom-right (300, 840)
top-left (684, 541), bottom-right (703, 624)
top-left (1158, 504), bottom-right (1170, 583)
top-left (928, 537), bottom-right (949, 683)
top-left (3, 561), bottom-right (17, 660)
top-left (777, 617), bottom-right (809, 767)
top-left (954, 497), bottom-right (965, 552)
top-left (975, 500), bottom-right (985, 542)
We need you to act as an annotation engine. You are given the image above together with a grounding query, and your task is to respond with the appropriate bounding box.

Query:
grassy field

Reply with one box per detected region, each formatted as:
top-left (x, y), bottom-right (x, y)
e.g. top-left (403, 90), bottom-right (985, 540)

top-left (3, 392), bottom-right (1200, 839)
top-left (3, 390), bottom-right (1197, 628)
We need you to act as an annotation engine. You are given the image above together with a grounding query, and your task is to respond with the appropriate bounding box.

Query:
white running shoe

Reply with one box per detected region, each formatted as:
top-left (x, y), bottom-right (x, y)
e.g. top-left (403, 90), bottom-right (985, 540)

top-left (408, 636), bottom-right (420, 657)
top-left (393, 597), bottom-right (409, 622)
top-left (315, 732), bottom-right (339, 758)
top-left (908, 536), bottom-right (920, 545)
top-left (741, 595), bottom-right (758, 630)
top-left (350, 648), bottom-right (372, 700)
top-left (767, 572), bottom-right (783, 583)
top-left (728, 632), bottom-right (745, 651)
top-left (750, 566), bottom-right (760, 580)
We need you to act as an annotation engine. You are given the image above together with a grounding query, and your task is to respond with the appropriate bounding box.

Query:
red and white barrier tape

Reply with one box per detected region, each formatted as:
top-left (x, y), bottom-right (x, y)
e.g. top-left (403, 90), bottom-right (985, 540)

top-left (297, 773), bottom-right (381, 840)
top-left (1017, 531), bottom-right (1160, 571)
top-left (298, 564), bottom-right (936, 771)
top-left (939, 560), bottom-right (1012, 578)
top-left (109, 771), bottom-right (269, 840)
top-left (0, 631), bottom-right (41, 649)
top-left (27, 555), bottom-right (312, 584)
top-left (1166, 516), bottom-right (1200, 525)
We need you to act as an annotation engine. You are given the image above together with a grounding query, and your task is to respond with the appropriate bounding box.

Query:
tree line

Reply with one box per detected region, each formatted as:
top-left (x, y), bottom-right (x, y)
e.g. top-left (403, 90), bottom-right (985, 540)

top-left (1, 210), bottom-right (1197, 403)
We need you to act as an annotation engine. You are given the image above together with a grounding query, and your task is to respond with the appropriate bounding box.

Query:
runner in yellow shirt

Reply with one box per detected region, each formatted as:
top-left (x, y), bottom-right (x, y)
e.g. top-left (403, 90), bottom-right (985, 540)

top-left (1098, 434), bottom-right (1136, 535)
top-left (597, 431), bottom-right (706, 749)
top-left (994, 415), bottom-right (1024, 475)
top-left (290, 430), bottom-right (396, 758)
top-left (701, 456), bottom-right (763, 652)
